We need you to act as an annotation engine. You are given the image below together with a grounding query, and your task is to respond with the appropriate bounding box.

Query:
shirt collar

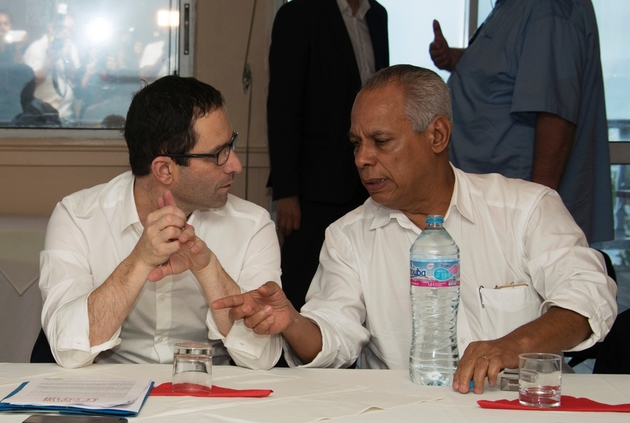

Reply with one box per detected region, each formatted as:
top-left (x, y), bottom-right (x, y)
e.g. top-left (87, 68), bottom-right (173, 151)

top-left (445, 163), bottom-right (475, 224)
top-left (369, 200), bottom-right (423, 236)
top-left (337, 0), bottom-right (371, 20)
top-left (120, 174), bottom-right (142, 234)
top-left (369, 163), bottom-right (475, 231)
top-left (119, 173), bottom-right (208, 235)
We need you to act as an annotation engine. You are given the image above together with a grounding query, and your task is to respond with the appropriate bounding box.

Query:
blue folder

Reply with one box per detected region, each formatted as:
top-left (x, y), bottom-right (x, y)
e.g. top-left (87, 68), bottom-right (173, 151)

top-left (0, 381), bottom-right (154, 417)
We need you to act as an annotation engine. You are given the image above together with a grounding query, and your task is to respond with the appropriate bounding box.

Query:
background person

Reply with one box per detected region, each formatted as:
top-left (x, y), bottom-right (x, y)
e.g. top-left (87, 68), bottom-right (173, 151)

top-left (23, 12), bottom-right (80, 121)
top-left (0, 8), bottom-right (28, 66)
top-left (0, 7), bottom-right (32, 123)
top-left (267, 0), bottom-right (389, 310)
top-left (429, 0), bottom-right (613, 244)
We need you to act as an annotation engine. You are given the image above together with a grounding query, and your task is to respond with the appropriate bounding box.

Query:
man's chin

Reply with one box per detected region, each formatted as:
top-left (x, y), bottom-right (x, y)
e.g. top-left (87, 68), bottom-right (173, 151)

top-left (368, 192), bottom-right (392, 207)
top-left (198, 194), bottom-right (229, 211)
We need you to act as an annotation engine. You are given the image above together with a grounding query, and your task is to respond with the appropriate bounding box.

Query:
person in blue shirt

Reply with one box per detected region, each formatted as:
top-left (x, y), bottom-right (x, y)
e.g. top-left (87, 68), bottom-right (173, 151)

top-left (429, 0), bottom-right (613, 244)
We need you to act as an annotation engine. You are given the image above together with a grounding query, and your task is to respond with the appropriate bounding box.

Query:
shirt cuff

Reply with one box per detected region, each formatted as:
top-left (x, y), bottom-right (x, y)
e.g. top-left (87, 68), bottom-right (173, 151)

top-left (206, 313), bottom-right (270, 360)
top-left (52, 295), bottom-right (121, 368)
top-left (540, 297), bottom-right (616, 352)
top-left (223, 320), bottom-right (271, 360)
top-left (283, 314), bottom-right (339, 368)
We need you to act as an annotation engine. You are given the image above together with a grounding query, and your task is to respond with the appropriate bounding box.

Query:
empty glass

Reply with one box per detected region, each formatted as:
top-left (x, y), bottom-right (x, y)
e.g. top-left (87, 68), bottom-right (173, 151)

top-left (172, 342), bottom-right (212, 393)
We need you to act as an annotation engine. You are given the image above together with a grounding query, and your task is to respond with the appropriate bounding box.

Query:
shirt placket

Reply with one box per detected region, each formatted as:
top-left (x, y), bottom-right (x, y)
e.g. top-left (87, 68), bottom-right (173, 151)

top-left (154, 276), bottom-right (173, 361)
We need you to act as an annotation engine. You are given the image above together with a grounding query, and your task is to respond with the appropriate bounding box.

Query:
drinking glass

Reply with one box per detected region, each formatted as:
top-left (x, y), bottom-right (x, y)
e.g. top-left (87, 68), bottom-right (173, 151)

top-left (518, 353), bottom-right (562, 408)
top-left (172, 342), bottom-right (212, 393)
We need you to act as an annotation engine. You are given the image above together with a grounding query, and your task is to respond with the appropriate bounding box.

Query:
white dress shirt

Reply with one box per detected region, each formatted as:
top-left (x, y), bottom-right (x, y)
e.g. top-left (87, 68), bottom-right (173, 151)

top-left (40, 171), bottom-right (282, 369)
top-left (337, 0), bottom-right (375, 86)
top-left (286, 166), bottom-right (617, 369)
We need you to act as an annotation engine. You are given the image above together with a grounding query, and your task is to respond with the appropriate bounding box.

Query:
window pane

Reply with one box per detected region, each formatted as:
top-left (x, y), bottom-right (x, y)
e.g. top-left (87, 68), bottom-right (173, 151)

top-left (477, 0), bottom-right (494, 28)
top-left (596, 164), bottom-right (630, 313)
top-left (0, 0), bottom-right (184, 129)
top-left (593, 0), bottom-right (630, 141)
top-left (379, 0), bottom-right (467, 81)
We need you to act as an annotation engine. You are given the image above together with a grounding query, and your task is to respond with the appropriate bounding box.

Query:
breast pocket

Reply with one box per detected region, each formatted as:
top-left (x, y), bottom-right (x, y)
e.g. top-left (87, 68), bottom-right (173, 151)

top-left (479, 284), bottom-right (542, 340)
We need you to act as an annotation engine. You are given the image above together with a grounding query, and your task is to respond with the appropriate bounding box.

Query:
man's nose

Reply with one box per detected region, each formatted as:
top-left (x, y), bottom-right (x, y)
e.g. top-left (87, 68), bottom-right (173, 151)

top-left (354, 142), bottom-right (376, 168)
top-left (225, 150), bottom-right (243, 174)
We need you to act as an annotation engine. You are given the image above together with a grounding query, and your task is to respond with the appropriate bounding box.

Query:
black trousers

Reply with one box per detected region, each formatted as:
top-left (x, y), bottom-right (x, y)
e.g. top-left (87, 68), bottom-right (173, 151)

top-left (280, 189), bottom-right (367, 311)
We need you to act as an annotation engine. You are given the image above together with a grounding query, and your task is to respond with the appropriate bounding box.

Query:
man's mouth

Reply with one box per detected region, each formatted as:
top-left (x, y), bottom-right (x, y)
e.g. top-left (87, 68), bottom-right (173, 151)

top-left (220, 178), bottom-right (234, 189)
top-left (362, 177), bottom-right (388, 192)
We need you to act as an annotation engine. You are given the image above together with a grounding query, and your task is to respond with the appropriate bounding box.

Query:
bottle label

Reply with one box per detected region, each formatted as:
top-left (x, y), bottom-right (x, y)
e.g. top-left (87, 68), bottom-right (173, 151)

top-left (410, 259), bottom-right (460, 287)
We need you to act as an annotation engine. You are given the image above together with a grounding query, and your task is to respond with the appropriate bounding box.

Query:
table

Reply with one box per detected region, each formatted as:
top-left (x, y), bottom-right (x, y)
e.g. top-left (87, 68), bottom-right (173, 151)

top-left (0, 363), bottom-right (629, 422)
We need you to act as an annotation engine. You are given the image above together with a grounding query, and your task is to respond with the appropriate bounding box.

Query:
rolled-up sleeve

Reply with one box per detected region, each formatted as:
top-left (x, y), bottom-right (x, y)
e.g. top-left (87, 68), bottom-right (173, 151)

top-left (284, 224), bottom-right (370, 368)
top-left (524, 191), bottom-right (618, 351)
top-left (39, 203), bottom-right (119, 368)
top-left (205, 212), bottom-right (283, 370)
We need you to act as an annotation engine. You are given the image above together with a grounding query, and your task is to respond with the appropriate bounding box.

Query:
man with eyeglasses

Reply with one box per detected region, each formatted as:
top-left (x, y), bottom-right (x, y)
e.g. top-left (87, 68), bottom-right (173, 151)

top-left (38, 75), bottom-right (283, 369)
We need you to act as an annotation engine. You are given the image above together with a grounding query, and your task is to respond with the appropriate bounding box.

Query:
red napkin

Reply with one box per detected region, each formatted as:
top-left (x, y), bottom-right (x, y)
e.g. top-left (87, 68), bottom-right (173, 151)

top-left (150, 382), bottom-right (272, 398)
top-left (478, 395), bottom-right (630, 412)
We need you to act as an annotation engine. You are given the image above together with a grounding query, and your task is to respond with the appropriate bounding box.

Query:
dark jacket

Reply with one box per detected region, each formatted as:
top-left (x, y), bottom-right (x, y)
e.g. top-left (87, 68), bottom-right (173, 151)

top-left (267, 0), bottom-right (389, 203)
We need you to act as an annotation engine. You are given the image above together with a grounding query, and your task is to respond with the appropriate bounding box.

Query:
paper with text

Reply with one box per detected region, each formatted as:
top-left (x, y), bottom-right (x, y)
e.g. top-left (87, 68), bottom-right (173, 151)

top-left (3, 378), bottom-right (152, 408)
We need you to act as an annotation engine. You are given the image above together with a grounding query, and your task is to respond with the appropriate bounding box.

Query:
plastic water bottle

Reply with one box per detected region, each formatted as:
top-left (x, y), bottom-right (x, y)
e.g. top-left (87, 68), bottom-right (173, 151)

top-left (409, 214), bottom-right (460, 386)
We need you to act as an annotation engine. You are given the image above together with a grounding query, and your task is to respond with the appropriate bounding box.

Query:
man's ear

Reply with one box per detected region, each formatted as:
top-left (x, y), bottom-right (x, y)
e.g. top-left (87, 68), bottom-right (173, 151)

top-left (150, 157), bottom-right (176, 186)
top-left (430, 115), bottom-right (452, 154)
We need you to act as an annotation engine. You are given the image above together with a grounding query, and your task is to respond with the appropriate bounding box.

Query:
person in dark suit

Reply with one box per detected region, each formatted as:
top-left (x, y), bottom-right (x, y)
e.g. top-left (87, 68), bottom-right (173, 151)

top-left (267, 0), bottom-right (389, 310)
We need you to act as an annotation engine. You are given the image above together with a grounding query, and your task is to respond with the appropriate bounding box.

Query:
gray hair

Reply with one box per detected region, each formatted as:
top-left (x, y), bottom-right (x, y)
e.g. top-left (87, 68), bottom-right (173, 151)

top-left (363, 64), bottom-right (452, 134)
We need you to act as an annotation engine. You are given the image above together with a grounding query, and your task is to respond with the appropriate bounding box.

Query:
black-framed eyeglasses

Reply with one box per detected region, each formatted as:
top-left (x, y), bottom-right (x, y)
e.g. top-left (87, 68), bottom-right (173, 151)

top-left (162, 132), bottom-right (238, 166)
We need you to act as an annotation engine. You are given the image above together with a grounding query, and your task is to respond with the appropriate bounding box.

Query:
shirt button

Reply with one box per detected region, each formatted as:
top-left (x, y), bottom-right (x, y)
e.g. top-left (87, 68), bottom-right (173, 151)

top-left (156, 336), bottom-right (164, 343)
top-left (159, 294), bottom-right (166, 301)
top-left (459, 338), bottom-right (466, 346)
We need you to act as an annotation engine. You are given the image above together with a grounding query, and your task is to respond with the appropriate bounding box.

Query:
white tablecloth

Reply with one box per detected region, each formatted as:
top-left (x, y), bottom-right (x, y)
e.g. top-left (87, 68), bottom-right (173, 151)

top-left (0, 364), bottom-right (628, 422)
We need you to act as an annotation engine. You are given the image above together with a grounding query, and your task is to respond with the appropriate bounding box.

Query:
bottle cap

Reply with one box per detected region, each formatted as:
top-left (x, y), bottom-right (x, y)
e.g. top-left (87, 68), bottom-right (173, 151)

top-left (426, 215), bottom-right (444, 224)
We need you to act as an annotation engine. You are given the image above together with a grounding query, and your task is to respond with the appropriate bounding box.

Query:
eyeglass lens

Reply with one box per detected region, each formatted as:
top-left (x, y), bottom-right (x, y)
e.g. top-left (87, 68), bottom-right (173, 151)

top-left (217, 133), bottom-right (237, 166)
